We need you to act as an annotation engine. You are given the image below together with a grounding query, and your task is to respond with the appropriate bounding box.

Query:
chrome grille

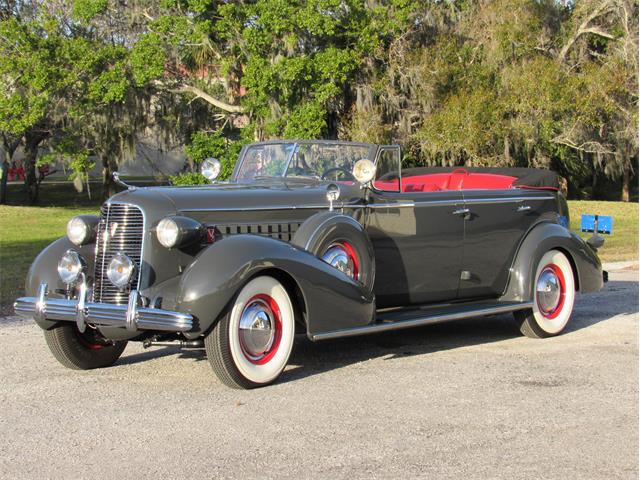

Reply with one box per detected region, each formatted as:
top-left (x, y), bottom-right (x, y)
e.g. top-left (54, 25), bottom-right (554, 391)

top-left (93, 203), bottom-right (144, 304)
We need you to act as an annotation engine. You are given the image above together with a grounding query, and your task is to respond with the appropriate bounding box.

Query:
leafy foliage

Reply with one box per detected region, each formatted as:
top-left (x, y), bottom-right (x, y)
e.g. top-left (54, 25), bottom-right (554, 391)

top-left (0, 0), bottom-right (637, 201)
top-left (184, 130), bottom-right (245, 181)
top-left (169, 171), bottom-right (209, 186)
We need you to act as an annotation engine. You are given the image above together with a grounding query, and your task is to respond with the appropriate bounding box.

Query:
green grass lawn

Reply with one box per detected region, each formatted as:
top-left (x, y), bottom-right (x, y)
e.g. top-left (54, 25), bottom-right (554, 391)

top-left (0, 199), bottom-right (637, 314)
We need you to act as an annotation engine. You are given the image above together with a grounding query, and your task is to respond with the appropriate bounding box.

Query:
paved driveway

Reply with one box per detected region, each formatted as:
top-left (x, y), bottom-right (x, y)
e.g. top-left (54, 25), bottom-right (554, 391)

top-left (0, 270), bottom-right (637, 479)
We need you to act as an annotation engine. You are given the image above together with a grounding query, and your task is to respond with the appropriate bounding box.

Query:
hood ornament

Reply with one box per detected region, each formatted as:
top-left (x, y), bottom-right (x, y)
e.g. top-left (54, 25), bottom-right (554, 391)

top-left (112, 172), bottom-right (137, 191)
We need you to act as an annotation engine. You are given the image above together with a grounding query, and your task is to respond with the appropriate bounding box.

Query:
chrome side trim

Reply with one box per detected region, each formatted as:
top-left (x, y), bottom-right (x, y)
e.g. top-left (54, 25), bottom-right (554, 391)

top-left (365, 195), bottom-right (554, 209)
top-left (363, 202), bottom-right (416, 209)
top-left (180, 204), bottom-right (331, 212)
top-left (310, 302), bottom-right (534, 341)
top-left (461, 196), bottom-right (555, 205)
top-left (179, 195), bottom-right (554, 213)
top-left (14, 283), bottom-right (193, 333)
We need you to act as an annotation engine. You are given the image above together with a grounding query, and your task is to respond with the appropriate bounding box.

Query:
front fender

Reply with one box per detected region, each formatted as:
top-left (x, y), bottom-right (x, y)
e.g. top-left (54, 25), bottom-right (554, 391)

top-left (501, 222), bottom-right (603, 302)
top-left (24, 237), bottom-right (97, 330)
top-left (176, 235), bottom-right (375, 339)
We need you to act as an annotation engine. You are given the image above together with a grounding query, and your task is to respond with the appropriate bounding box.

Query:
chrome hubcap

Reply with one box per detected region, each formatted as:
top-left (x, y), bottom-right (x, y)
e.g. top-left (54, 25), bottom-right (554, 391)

top-left (239, 299), bottom-right (275, 360)
top-left (536, 268), bottom-right (561, 314)
top-left (322, 244), bottom-right (355, 278)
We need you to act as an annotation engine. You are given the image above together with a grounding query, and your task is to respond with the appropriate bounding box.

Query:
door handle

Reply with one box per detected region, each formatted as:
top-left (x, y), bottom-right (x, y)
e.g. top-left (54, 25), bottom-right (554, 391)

top-left (452, 208), bottom-right (470, 216)
top-left (517, 205), bottom-right (531, 212)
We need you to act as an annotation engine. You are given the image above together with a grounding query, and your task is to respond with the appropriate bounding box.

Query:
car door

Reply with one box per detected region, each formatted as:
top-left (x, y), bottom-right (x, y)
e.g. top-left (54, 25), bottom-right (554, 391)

top-left (458, 189), bottom-right (558, 299)
top-left (366, 146), bottom-right (465, 308)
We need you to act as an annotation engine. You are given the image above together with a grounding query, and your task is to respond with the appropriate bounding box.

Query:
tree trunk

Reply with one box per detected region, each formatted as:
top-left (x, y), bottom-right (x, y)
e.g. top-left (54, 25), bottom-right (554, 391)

top-left (503, 136), bottom-right (511, 165)
top-left (85, 170), bottom-right (92, 201)
top-left (621, 161), bottom-right (631, 202)
top-left (101, 156), bottom-right (118, 201)
top-left (23, 132), bottom-right (45, 204)
top-left (0, 159), bottom-right (8, 204)
top-left (1, 136), bottom-right (20, 204)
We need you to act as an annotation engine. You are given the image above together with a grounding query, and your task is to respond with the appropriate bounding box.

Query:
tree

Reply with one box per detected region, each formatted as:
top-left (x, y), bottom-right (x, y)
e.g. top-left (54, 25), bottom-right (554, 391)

top-left (0, 16), bottom-right (62, 203)
top-left (1, 0), bottom-right (636, 200)
top-left (553, 0), bottom-right (638, 200)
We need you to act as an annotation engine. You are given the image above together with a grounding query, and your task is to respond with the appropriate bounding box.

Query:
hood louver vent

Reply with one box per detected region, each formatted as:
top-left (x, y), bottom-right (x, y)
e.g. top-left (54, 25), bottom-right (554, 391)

top-left (220, 223), bottom-right (301, 242)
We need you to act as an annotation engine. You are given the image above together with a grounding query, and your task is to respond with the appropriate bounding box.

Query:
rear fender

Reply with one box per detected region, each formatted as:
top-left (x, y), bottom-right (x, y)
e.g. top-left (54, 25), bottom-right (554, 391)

top-left (501, 222), bottom-right (603, 302)
top-left (176, 235), bottom-right (375, 339)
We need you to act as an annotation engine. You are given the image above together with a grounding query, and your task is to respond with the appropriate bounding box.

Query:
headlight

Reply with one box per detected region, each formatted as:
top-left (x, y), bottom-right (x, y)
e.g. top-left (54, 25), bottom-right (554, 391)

top-left (156, 216), bottom-right (204, 249)
top-left (156, 218), bottom-right (180, 248)
top-left (67, 215), bottom-right (99, 246)
top-left (201, 157), bottom-right (221, 181)
top-left (57, 250), bottom-right (86, 285)
top-left (352, 159), bottom-right (376, 185)
top-left (107, 253), bottom-right (136, 289)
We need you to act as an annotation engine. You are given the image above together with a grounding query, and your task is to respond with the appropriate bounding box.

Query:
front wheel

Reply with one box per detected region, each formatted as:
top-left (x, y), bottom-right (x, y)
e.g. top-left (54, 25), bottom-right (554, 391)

top-left (514, 249), bottom-right (576, 338)
top-left (205, 276), bottom-right (296, 389)
top-left (44, 323), bottom-right (127, 369)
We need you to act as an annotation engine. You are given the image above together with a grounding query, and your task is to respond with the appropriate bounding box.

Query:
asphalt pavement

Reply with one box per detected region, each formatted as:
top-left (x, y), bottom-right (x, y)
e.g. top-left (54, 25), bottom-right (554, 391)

top-left (0, 269), bottom-right (637, 479)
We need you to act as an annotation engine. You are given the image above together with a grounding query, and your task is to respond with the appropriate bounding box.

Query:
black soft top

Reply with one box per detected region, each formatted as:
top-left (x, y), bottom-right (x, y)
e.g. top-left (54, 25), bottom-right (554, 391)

top-left (402, 167), bottom-right (560, 189)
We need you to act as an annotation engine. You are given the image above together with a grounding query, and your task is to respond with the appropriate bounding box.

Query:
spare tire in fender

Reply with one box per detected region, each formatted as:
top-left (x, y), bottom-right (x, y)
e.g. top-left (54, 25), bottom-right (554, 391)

top-left (292, 211), bottom-right (375, 293)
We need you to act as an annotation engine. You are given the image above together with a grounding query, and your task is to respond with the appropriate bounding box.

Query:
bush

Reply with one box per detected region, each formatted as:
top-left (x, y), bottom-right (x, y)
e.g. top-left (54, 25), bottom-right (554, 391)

top-left (169, 172), bottom-right (209, 186)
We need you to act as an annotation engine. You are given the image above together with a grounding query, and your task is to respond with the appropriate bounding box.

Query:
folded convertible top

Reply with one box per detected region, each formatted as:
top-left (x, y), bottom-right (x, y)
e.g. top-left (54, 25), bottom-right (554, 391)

top-left (401, 167), bottom-right (560, 190)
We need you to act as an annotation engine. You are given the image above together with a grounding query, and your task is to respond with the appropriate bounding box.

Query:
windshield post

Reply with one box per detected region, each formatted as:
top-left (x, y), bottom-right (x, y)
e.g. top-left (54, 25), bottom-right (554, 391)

top-left (282, 142), bottom-right (299, 178)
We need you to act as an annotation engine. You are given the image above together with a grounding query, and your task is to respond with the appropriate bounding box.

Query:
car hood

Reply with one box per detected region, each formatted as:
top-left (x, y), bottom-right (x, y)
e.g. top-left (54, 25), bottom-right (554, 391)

top-left (109, 177), bottom-right (364, 215)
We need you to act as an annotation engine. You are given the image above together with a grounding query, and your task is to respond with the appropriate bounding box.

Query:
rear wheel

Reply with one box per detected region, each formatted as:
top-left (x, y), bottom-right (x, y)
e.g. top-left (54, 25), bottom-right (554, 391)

top-left (514, 249), bottom-right (576, 338)
top-left (205, 276), bottom-right (295, 389)
top-left (44, 323), bottom-right (127, 369)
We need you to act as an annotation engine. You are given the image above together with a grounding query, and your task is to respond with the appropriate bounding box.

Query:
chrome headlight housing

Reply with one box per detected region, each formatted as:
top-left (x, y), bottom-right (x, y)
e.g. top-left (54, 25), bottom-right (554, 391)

top-left (67, 215), bottom-right (99, 246)
top-left (57, 250), bottom-right (86, 285)
top-left (156, 216), bottom-right (204, 249)
top-left (107, 253), bottom-right (136, 289)
top-left (201, 157), bottom-right (221, 181)
top-left (352, 159), bottom-right (376, 185)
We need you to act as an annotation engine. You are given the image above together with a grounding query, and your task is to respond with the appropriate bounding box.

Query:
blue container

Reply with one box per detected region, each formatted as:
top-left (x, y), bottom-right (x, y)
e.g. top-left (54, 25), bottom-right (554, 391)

top-left (581, 214), bottom-right (613, 234)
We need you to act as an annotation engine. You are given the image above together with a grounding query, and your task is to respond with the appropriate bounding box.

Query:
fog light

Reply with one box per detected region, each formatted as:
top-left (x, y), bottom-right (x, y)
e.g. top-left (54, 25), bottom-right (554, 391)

top-left (57, 250), bottom-right (86, 285)
top-left (107, 253), bottom-right (136, 289)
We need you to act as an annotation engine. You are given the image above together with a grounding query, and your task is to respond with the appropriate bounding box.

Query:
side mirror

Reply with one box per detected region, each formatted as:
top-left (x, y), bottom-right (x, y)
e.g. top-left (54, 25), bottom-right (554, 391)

top-left (352, 159), bottom-right (376, 186)
top-left (201, 158), bottom-right (221, 182)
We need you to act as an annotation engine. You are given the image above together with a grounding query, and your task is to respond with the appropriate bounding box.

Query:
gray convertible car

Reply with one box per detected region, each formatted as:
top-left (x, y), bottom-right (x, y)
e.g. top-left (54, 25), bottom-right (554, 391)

top-left (15, 140), bottom-right (605, 388)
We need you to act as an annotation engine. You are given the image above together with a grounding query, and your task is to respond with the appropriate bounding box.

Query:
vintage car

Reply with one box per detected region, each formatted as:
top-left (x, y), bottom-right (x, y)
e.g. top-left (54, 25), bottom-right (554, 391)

top-left (15, 140), bottom-right (605, 388)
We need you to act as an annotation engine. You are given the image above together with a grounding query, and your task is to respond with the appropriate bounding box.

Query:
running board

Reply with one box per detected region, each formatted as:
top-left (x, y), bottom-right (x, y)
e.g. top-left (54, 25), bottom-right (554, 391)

top-left (310, 301), bottom-right (533, 341)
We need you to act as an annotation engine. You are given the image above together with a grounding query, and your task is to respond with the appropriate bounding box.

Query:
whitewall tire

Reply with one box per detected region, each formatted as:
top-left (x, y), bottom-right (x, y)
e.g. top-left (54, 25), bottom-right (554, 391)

top-left (205, 276), bottom-right (295, 388)
top-left (515, 249), bottom-right (576, 338)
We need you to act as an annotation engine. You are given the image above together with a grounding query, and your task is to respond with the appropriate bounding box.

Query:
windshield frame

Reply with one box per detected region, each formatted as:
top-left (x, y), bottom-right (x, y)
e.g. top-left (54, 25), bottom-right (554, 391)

top-left (232, 140), bottom-right (377, 183)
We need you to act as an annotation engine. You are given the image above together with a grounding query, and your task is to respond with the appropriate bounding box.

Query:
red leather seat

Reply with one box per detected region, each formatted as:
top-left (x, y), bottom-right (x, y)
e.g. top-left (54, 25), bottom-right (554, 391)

top-left (400, 169), bottom-right (517, 192)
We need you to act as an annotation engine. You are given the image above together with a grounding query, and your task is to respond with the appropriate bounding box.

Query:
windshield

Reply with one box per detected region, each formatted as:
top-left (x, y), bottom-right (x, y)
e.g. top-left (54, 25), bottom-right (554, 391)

top-left (234, 142), bottom-right (372, 182)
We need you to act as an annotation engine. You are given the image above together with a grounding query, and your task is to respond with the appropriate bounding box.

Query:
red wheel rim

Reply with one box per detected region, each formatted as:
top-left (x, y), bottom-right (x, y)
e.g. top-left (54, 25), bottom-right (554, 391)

top-left (239, 294), bottom-right (282, 365)
top-left (322, 241), bottom-right (360, 281)
top-left (338, 241), bottom-right (359, 280)
top-left (537, 264), bottom-right (566, 319)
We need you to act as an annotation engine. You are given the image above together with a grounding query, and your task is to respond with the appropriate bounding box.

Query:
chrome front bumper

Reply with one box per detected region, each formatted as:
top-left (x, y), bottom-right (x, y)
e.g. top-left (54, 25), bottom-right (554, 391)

top-left (14, 283), bottom-right (193, 333)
